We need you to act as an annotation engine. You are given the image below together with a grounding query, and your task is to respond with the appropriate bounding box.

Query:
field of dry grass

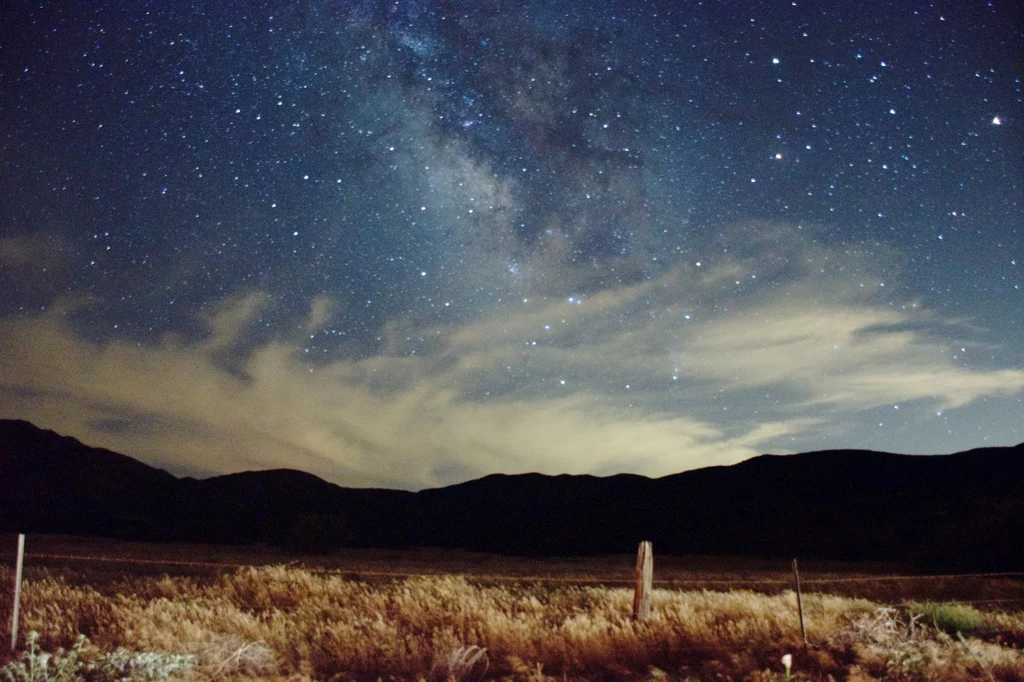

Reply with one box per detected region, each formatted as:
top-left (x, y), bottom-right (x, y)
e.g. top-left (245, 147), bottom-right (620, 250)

top-left (1, 536), bottom-right (1023, 681)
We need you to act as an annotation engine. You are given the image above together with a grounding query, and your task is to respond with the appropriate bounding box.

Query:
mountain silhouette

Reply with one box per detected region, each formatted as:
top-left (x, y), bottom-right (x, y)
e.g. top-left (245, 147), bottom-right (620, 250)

top-left (1, 419), bottom-right (1021, 569)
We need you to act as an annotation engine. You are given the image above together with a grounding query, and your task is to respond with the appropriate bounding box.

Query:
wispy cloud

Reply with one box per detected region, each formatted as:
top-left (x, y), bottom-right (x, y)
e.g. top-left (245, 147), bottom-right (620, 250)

top-left (1, 225), bottom-right (1020, 489)
top-left (0, 307), bottom-right (800, 488)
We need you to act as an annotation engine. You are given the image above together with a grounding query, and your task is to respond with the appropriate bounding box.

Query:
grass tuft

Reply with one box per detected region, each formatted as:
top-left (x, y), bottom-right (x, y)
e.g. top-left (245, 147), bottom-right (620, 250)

top-left (912, 601), bottom-right (985, 635)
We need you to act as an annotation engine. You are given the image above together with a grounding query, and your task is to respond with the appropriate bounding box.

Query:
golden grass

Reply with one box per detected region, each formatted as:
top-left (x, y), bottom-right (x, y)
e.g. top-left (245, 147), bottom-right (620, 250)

top-left (2, 563), bottom-right (1023, 681)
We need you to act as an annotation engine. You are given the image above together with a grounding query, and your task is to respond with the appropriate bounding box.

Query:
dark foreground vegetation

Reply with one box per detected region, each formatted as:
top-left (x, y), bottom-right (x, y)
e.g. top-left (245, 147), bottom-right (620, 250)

top-left (1, 548), bottom-right (1023, 681)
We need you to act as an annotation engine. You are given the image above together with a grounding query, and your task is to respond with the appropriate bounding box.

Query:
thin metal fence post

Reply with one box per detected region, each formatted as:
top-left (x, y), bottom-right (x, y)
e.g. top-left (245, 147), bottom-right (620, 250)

top-left (792, 557), bottom-right (807, 647)
top-left (11, 534), bottom-right (25, 651)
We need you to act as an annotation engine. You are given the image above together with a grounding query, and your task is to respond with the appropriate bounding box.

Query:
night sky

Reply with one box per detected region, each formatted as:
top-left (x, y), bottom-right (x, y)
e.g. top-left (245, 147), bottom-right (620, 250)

top-left (1, 1), bottom-right (1021, 490)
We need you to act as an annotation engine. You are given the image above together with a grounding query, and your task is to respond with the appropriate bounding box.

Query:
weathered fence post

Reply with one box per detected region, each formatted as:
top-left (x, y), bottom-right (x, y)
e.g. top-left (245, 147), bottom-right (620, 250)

top-left (632, 541), bottom-right (653, 622)
top-left (792, 558), bottom-right (807, 647)
top-left (10, 534), bottom-right (25, 651)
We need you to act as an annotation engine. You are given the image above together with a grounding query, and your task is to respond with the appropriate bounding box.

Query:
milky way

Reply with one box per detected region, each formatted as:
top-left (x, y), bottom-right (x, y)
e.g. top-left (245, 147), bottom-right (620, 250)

top-left (1, 1), bottom-right (1021, 488)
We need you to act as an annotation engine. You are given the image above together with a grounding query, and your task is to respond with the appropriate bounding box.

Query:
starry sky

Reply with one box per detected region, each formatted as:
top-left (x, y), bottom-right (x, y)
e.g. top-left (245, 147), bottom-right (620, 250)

top-left (1, 1), bottom-right (1021, 490)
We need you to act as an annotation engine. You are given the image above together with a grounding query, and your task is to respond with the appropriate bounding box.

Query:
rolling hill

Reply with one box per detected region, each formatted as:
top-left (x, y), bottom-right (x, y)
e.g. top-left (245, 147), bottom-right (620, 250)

top-left (1, 419), bottom-right (1021, 568)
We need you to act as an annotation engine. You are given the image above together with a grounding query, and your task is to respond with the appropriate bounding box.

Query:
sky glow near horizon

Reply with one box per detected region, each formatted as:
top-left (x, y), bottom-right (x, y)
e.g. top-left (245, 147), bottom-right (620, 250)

top-left (0, 1), bottom-right (1021, 490)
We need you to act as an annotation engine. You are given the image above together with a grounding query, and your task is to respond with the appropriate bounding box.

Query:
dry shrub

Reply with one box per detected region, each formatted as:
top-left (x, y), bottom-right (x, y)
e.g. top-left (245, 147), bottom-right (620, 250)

top-left (429, 644), bottom-right (489, 682)
top-left (193, 637), bottom-right (277, 680)
top-left (831, 606), bottom-right (1024, 682)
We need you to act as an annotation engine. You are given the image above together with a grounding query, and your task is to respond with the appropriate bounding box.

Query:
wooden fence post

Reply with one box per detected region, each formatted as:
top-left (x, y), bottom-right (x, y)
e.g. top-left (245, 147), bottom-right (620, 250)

top-left (632, 541), bottom-right (653, 622)
top-left (792, 558), bottom-right (807, 647)
top-left (10, 534), bottom-right (25, 651)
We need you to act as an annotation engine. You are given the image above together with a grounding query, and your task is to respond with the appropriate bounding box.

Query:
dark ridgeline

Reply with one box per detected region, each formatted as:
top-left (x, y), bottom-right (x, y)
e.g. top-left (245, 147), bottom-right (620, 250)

top-left (1, 419), bottom-right (1021, 569)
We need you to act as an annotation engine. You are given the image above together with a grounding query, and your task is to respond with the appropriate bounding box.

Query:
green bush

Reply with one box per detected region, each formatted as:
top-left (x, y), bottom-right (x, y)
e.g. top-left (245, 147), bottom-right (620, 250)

top-left (1, 631), bottom-right (192, 682)
top-left (912, 601), bottom-right (983, 635)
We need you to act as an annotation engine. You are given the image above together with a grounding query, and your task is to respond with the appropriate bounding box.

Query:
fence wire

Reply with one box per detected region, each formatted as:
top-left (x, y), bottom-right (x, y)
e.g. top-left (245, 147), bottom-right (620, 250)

top-left (10, 551), bottom-right (1024, 597)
